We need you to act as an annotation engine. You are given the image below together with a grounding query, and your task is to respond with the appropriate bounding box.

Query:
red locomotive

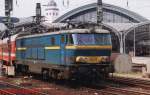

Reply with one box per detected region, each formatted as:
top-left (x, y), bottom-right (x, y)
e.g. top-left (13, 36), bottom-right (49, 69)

top-left (0, 34), bottom-right (18, 75)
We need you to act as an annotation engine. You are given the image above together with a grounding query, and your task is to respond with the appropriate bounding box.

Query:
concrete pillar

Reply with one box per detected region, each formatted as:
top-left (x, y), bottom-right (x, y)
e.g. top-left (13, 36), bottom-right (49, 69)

top-left (133, 28), bottom-right (136, 56)
top-left (123, 36), bottom-right (126, 54)
top-left (120, 32), bottom-right (124, 53)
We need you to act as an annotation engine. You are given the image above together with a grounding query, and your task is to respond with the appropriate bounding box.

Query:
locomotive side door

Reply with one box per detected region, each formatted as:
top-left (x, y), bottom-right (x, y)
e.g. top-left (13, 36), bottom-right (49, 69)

top-left (60, 35), bottom-right (66, 65)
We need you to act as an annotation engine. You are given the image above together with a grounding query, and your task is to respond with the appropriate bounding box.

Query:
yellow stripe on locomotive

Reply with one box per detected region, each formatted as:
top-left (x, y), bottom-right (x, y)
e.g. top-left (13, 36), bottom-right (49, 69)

top-left (65, 45), bottom-right (112, 50)
top-left (17, 47), bottom-right (27, 51)
top-left (45, 46), bottom-right (60, 50)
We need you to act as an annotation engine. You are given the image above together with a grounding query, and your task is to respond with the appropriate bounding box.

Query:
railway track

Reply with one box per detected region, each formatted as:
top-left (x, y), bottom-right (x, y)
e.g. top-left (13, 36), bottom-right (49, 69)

top-left (1, 75), bottom-right (150, 95)
top-left (109, 77), bottom-right (150, 90)
top-left (79, 76), bottom-right (150, 95)
top-left (0, 80), bottom-right (49, 95)
top-left (84, 85), bottom-right (150, 95)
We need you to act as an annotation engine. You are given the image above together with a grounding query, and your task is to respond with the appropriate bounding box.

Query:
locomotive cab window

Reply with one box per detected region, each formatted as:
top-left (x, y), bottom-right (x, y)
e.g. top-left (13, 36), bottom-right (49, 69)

top-left (72, 33), bottom-right (111, 45)
top-left (66, 34), bottom-right (73, 45)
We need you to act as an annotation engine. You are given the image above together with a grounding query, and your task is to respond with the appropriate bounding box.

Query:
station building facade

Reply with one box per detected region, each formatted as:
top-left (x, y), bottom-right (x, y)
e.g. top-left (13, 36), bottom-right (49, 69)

top-left (54, 3), bottom-right (150, 57)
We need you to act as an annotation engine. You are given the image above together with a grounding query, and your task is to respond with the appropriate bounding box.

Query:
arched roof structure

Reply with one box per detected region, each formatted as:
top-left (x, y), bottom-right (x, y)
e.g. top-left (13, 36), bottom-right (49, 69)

top-left (123, 21), bottom-right (150, 55)
top-left (124, 21), bottom-right (150, 44)
top-left (125, 21), bottom-right (150, 36)
top-left (54, 3), bottom-right (147, 23)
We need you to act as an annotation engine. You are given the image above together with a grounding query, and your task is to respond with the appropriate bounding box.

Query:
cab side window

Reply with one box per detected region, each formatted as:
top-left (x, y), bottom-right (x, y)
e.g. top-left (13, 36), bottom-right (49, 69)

top-left (66, 34), bottom-right (73, 45)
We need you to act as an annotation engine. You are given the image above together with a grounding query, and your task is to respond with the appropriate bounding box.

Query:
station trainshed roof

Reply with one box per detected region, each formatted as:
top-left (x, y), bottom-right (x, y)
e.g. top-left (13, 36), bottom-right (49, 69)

top-left (0, 21), bottom-right (148, 33)
top-left (0, 21), bottom-right (150, 44)
top-left (54, 3), bottom-right (148, 23)
top-left (104, 23), bottom-right (138, 32)
top-left (124, 21), bottom-right (150, 42)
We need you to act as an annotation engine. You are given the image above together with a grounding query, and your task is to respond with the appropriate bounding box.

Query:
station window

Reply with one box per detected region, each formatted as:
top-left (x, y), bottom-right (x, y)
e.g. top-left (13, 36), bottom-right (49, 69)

top-left (51, 37), bottom-right (55, 45)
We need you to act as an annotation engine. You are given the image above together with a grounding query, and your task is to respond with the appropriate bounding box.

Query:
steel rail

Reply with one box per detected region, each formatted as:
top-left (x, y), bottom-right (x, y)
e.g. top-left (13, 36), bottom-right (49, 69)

top-left (109, 77), bottom-right (150, 90)
top-left (0, 89), bottom-right (16, 95)
top-left (0, 80), bottom-right (49, 95)
top-left (84, 85), bottom-right (150, 95)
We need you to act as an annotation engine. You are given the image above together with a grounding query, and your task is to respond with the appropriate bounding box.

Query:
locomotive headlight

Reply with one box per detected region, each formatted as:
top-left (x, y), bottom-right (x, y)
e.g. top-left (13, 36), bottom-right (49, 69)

top-left (76, 56), bottom-right (102, 63)
top-left (76, 56), bottom-right (110, 63)
top-left (76, 56), bottom-right (86, 63)
top-left (101, 56), bottom-right (109, 62)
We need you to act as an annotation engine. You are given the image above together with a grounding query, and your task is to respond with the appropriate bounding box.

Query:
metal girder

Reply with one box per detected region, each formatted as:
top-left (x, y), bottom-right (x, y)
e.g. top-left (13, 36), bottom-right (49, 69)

top-left (126, 32), bottom-right (150, 41)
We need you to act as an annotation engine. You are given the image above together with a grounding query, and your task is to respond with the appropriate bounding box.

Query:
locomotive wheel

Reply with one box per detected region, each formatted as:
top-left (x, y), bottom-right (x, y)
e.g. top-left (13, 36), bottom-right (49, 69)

top-left (22, 65), bottom-right (29, 74)
top-left (2, 68), bottom-right (7, 76)
top-left (42, 70), bottom-right (49, 80)
top-left (51, 70), bottom-right (57, 79)
top-left (15, 64), bottom-right (23, 75)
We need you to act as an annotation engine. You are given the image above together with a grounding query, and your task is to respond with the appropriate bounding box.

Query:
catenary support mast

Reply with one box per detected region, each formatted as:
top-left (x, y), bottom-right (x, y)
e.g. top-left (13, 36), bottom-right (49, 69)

top-left (97, 0), bottom-right (103, 28)
top-left (35, 3), bottom-right (42, 25)
top-left (5, 0), bottom-right (13, 66)
top-left (2, 0), bottom-right (15, 76)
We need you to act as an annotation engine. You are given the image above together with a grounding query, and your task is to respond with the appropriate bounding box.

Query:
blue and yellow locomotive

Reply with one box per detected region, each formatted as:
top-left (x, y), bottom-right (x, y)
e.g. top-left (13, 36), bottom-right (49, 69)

top-left (15, 28), bottom-right (112, 80)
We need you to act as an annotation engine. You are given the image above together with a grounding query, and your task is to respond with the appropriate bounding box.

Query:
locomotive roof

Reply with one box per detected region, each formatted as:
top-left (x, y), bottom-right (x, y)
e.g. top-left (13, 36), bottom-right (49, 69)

top-left (17, 29), bottom-right (110, 39)
top-left (61, 29), bottom-right (109, 33)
